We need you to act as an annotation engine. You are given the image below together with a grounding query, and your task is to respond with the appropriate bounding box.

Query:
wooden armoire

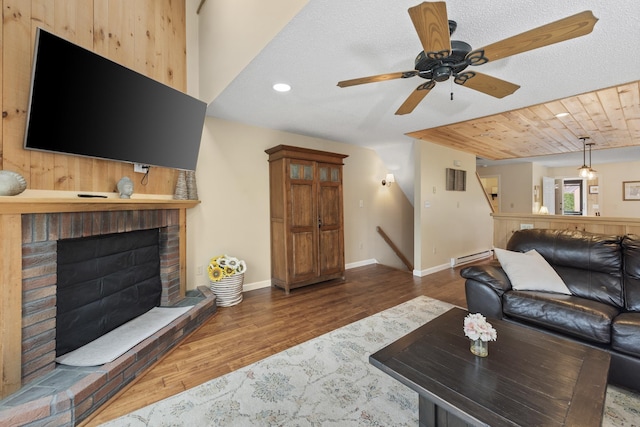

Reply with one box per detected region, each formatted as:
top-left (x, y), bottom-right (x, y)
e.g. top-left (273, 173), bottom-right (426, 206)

top-left (265, 145), bottom-right (347, 294)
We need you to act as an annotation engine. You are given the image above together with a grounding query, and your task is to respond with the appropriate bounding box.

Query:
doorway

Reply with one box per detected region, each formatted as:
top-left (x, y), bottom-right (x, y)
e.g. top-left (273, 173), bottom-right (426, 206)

top-left (562, 179), bottom-right (584, 215)
top-left (480, 176), bottom-right (500, 213)
top-left (542, 177), bottom-right (586, 215)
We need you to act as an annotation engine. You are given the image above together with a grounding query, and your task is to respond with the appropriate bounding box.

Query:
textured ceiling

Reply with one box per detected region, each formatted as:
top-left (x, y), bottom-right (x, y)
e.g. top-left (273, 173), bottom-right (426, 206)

top-left (207, 0), bottom-right (640, 197)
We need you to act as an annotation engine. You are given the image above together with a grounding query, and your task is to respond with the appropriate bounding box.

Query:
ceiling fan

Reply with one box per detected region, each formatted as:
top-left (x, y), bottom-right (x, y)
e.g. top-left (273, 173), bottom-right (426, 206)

top-left (337, 2), bottom-right (598, 115)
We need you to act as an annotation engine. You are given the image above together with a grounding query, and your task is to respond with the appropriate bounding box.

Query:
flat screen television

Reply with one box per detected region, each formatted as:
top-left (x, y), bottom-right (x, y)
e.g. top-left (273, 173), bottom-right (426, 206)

top-left (24, 28), bottom-right (206, 171)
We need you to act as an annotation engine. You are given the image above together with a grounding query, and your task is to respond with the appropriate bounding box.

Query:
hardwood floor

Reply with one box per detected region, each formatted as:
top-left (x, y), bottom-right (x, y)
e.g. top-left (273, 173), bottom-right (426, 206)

top-left (81, 262), bottom-right (475, 426)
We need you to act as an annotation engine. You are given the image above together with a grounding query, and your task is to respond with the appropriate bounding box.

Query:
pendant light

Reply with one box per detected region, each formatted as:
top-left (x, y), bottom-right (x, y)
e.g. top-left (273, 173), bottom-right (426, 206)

top-left (577, 137), bottom-right (591, 178)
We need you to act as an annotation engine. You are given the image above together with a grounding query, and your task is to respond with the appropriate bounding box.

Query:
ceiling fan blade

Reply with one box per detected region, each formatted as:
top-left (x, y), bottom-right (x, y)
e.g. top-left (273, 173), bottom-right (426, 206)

top-left (468, 11), bottom-right (598, 64)
top-left (456, 72), bottom-right (520, 98)
top-left (337, 71), bottom-right (416, 88)
top-left (408, 1), bottom-right (451, 57)
top-left (395, 82), bottom-right (435, 115)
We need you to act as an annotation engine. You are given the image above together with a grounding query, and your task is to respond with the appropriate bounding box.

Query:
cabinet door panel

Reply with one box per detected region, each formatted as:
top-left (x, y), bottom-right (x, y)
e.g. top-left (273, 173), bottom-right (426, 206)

top-left (292, 231), bottom-right (317, 279)
top-left (290, 184), bottom-right (314, 228)
top-left (319, 186), bottom-right (340, 227)
top-left (319, 229), bottom-right (342, 275)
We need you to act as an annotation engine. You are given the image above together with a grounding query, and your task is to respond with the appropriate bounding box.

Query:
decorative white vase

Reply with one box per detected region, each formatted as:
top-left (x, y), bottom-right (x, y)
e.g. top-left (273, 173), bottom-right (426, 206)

top-left (0, 170), bottom-right (27, 196)
top-left (210, 273), bottom-right (244, 307)
top-left (173, 171), bottom-right (188, 200)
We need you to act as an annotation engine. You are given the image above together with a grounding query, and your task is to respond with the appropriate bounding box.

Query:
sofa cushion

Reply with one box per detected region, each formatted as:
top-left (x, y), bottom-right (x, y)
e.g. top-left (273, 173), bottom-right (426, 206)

top-left (622, 234), bottom-right (640, 312)
top-left (612, 313), bottom-right (640, 357)
top-left (494, 248), bottom-right (570, 294)
top-left (507, 229), bottom-right (624, 308)
top-left (503, 291), bottom-right (620, 344)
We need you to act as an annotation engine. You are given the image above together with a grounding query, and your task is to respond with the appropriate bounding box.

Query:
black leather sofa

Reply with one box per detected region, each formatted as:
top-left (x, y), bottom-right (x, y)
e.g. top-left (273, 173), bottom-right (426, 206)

top-left (461, 228), bottom-right (640, 392)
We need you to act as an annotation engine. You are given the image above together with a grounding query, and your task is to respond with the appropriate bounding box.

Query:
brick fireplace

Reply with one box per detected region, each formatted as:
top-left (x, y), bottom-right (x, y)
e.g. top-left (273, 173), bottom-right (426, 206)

top-left (0, 199), bottom-right (216, 425)
top-left (21, 209), bottom-right (182, 384)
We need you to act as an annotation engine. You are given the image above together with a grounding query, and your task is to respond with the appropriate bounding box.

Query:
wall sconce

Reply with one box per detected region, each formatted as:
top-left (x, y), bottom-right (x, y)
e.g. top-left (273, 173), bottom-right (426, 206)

top-left (382, 173), bottom-right (395, 187)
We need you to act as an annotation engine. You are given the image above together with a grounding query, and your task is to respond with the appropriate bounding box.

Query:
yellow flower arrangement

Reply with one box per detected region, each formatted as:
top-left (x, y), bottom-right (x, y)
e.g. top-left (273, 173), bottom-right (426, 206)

top-left (208, 254), bottom-right (247, 282)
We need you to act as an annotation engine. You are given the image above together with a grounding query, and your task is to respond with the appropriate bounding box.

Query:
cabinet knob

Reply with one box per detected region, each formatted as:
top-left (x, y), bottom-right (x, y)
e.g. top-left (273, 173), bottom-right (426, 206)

top-left (318, 217), bottom-right (322, 228)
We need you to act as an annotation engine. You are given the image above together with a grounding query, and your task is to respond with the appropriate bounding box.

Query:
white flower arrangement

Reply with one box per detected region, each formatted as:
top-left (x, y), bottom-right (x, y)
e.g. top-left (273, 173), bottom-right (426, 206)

top-left (463, 313), bottom-right (497, 342)
top-left (208, 254), bottom-right (247, 282)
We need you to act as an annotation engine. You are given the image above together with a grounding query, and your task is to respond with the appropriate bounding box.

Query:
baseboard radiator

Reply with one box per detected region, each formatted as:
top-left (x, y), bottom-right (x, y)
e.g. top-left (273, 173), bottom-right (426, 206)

top-left (450, 250), bottom-right (493, 267)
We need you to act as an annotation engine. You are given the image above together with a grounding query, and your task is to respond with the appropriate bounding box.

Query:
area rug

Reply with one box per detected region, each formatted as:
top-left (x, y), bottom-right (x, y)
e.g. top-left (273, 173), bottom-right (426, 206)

top-left (56, 306), bottom-right (191, 367)
top-left (100, 296), bottom-right (640, 426)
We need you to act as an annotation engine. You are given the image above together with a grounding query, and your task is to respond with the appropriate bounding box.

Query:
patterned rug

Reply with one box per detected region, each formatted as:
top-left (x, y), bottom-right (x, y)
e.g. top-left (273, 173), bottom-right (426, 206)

top-left (101, 296), bottom-right (640, 426)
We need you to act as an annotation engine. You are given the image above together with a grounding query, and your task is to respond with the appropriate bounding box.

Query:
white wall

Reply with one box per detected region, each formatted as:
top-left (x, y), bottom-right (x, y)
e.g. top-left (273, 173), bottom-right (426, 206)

top-left (414, 141), bottom-right (494, 275)
top-left (186, 118), bottom-right (414, 290)
top-left (479, 163), bottom-right (534, 213)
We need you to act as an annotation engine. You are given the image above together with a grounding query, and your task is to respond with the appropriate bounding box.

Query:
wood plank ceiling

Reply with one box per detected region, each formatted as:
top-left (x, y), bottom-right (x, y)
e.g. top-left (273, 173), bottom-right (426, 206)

top-left (407, 80), bottom-right (640, 161)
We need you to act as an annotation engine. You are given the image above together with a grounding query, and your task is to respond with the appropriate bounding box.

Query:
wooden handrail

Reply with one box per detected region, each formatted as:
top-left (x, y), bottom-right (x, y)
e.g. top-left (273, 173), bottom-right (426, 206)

top-left (376, 226), bottom-right (413, 271)
top-left (477, 172), bottom-right (496, 214)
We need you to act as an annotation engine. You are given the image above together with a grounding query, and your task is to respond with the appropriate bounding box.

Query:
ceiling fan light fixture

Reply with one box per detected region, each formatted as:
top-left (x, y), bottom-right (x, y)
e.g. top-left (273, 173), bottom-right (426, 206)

top-left (432, 66), bottom-right (452, 82)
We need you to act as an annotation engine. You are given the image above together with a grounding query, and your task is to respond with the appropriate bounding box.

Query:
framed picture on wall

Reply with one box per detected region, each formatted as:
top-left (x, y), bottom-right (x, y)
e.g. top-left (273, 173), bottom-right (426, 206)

top-left (623, 181), bottom-right (640, 201)
top-left (589, 185), bottom-right (599, 194)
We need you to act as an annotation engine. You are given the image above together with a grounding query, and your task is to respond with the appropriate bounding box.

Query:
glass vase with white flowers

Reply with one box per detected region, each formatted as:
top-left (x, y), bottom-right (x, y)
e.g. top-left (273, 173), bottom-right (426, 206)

top-left (463, 313), bottom-right (497, 357)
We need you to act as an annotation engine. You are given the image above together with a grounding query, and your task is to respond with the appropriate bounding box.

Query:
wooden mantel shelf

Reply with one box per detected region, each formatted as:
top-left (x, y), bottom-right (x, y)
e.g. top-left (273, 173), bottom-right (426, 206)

top-left (0, 197), bottom-right (200, 214)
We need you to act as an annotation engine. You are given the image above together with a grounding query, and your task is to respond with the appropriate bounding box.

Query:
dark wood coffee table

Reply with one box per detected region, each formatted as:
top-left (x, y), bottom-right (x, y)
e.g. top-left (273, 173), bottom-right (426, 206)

top-left (370, 308), bottom-right (610, 427)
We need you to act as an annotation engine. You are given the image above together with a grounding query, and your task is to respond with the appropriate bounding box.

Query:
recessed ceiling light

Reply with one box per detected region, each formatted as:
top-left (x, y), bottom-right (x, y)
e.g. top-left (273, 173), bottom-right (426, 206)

top-left (273, 83), bottom-right (291, 92)
top-left (555, 112), bottom-right (570, 118)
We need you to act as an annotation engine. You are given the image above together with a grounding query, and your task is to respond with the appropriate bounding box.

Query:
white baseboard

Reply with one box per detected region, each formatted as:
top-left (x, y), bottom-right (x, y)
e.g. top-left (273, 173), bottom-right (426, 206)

top-left (242, 279), bottom-right (271, 292)
top-left (241, 259), bottom-right (379, 292)
top-left (346, 258), bottom-right (377, 269)
top-left (412, 262), bottom-right (451, 277)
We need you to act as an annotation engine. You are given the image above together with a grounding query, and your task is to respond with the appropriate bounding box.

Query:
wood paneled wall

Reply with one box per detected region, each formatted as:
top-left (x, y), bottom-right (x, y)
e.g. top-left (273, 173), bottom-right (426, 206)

top-left (492, 213), bottom-right (640, 250)
top-left (1, 0), bottom-right (187, 196)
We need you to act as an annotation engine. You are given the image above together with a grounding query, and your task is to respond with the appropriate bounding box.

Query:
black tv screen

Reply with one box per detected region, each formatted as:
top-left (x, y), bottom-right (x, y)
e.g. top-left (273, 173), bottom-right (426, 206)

top-left (24, 28), bottom-right (206, 171)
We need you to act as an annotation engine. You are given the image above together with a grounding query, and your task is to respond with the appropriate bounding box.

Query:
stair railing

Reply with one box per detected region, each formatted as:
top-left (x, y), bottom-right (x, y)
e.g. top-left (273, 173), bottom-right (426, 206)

top-left (376, 226), bottom-right (413, 271)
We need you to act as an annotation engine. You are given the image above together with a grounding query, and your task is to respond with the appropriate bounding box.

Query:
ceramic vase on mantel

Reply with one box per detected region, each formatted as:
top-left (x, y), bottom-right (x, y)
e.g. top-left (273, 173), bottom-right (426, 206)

top-left (186, 170), bottom-right (198, 200)
top-left (173, 170), bottom-right (188, 200)
top-left (210, 273), bottom-right (244, 307)
top-left (470, 339), bottom-right (489, 357)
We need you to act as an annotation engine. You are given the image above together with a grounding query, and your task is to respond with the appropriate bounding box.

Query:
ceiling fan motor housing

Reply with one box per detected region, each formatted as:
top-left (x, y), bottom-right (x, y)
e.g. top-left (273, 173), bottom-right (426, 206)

top-left (414, 40), bottom-right (472, 81)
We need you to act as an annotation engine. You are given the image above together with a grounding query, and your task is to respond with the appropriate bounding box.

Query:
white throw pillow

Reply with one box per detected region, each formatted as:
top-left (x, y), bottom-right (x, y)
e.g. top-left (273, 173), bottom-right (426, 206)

top-left (494, 248), bottom-right (571, 295)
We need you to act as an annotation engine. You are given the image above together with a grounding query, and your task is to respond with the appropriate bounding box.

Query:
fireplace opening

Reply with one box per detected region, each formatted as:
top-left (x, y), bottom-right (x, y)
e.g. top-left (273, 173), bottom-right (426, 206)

top-left (56, 228), bottom-right (161, 357)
